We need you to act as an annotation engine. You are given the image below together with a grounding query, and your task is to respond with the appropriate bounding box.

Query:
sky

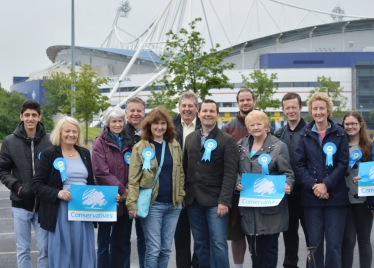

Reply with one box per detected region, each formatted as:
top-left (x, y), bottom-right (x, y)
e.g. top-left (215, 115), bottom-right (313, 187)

top-left (1, 0), bottom-right (374, 91)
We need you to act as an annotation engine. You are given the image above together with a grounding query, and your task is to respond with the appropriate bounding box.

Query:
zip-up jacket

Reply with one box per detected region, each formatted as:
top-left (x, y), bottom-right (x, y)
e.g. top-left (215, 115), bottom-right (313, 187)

top-left (173, 113), bottom-right (201, 148)
top-left (293, 119), bottom-right (350, 207)
top-left (274, 118), bottom-right (307, 195)
top-left (0, 122), bottom-right (51, 211)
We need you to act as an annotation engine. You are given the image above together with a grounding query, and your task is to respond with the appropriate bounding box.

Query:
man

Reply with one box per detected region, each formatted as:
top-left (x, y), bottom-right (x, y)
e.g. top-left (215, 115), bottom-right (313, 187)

top-left (221, 88), bottom-right (256, 268)
top-left (275, 92), bottom-right (309, 268)
top-left (184, 99), bottom-right (238, 268)
top-left (0, 100), bottom-right (51, 268)
top-left (124, 96), bottom-right (146, 268)
top-left (173, 92), bottom-right (200, 268)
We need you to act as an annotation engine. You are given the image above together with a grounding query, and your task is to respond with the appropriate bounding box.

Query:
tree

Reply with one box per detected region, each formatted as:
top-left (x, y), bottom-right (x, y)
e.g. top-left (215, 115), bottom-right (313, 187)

top-left (241, 69), bottom-right (281, 113)
top-left (147, 88), bottom-right (178, 117)
top-left (156, 18), bottom-right (235, 101)
top-left (0, 84), bottom-right (27, 140)
top-left (59, 65), bottom-right (110, 143)
top-left (307, 76), bottom-right (347, 118)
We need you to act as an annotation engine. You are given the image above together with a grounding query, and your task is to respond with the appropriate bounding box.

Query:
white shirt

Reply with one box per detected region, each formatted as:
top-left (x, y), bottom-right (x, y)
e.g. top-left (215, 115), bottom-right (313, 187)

top-left (182, 117), bottom-right (197, 148)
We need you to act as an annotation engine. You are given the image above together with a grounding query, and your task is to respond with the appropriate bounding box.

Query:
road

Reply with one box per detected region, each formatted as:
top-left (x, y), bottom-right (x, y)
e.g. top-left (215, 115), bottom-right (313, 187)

top-left (0, 182), bottom-right (370, 267)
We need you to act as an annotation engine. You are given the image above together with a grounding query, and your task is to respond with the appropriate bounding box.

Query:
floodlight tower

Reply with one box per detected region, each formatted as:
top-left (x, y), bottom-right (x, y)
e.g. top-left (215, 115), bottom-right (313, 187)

top-left (118, 0), bottom-right (131, 18)
top-left (331, 6), bottom-right (345, 22)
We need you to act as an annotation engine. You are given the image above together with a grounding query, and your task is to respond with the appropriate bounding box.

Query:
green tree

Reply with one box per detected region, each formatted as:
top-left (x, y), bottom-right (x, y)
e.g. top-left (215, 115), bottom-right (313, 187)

top-left (307, 76), bottom-right (347, 118)
top-left (60, 65), bottom-right (110, 143)
top-left (147, 88), bottom-right (178, 117)
top-left (241, 69), bottom-right (281, 113)
top-left (0, 84), bottom-right (27, 140)
top-left (156, 18), bottom-right (235, 101)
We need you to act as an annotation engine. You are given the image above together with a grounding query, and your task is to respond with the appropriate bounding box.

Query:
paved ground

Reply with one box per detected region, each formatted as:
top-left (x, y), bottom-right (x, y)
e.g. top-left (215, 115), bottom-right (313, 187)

top-left (0, 182), bottom-right (370, 267)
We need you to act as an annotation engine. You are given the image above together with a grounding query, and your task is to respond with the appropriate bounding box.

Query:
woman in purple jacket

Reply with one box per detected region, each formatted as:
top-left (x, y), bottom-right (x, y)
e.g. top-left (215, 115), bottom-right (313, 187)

top-left (92, 106), bottom-right (134, 268)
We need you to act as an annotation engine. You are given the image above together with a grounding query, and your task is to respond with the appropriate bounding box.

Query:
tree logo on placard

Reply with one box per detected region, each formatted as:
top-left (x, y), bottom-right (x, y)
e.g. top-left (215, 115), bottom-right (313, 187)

top-left (82, 189), bottom-right (108, 208)
top-left (254, 177), bottom-right (276, 196)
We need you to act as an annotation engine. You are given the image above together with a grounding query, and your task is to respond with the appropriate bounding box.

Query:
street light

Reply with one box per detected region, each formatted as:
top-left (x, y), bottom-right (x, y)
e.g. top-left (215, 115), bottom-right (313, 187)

top-left (360, 105), bottom-right (363, 115)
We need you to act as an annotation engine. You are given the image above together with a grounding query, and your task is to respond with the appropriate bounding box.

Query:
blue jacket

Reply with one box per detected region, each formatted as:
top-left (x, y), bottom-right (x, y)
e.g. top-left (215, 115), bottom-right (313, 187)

top-left (294, 119), bottom-right (350, 207)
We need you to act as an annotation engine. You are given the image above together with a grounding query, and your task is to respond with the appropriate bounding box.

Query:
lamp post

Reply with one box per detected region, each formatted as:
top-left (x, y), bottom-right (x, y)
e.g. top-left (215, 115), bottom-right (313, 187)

top-left (71, 0), bottom-right (76, 116)
top-left (360, 105), bottom-right (363, 115)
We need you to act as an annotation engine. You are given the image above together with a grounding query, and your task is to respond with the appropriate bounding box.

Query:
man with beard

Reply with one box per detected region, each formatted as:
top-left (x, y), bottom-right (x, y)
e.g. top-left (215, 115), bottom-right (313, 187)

top-left (173, 92), bottom-right (200, 268)
top-left (221, 88), bottom-right (256, 268)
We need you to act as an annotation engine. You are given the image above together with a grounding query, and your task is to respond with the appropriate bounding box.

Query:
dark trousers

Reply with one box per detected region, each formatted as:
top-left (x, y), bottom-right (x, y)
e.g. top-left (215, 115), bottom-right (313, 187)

top-left (283, 194), bottom-right (309, 268)
top-left (174, 207), bottom-right (199, 268)
top-left (246, 233), bottom-right (280, 268)
top-left (304, 206), bottom-right (347, 268)
top-left (134, 217), bottom-right (146, 268)
top-left (342, 203), bottom-right (373, 268)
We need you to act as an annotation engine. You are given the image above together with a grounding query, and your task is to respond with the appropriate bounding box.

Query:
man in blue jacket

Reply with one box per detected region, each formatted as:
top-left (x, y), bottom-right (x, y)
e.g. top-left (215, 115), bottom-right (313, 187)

top-left (0, 100), bottom-right (51, 268)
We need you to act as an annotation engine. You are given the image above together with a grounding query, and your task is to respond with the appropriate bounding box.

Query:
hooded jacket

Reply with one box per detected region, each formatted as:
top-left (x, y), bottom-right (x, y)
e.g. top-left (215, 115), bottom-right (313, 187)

top-left (0, 122), bottom-right (51, 211)
top-left (293, 119), bottom-right (350, 207)
top-left (237, 133), bottom-right (294, 235)
top-left (92, 127), bottom-right (133, 216)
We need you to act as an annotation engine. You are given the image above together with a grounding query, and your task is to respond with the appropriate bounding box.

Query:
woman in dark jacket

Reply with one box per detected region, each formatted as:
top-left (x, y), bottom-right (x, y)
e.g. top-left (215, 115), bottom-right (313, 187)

top-left (236, 110), bottom-right (294, 268)
top-left (32, 116), bottom-right (96, 268)
top-left (294, 92), bottom-right (350, 268)
top-left (92, 106), bottom-right (134, 268)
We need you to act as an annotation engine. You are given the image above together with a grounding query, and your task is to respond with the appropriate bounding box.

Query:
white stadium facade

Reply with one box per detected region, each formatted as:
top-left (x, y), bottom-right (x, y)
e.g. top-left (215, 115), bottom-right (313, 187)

top-left (9, 0), bottom-right (374, 128)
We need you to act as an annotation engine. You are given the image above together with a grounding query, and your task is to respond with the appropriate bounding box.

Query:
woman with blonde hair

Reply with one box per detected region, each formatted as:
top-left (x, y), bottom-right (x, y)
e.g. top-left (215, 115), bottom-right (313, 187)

top-left (294, 92), bottom-right (349, 268)
top-left (127, 106), bottom-right (185, 268)
top-left (32, 116), bottom-right (96, 268)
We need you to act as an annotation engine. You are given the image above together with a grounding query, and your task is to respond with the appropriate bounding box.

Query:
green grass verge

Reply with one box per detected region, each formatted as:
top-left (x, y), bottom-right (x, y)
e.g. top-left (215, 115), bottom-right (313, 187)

top-left (81, 126), bottom-right (102, 142)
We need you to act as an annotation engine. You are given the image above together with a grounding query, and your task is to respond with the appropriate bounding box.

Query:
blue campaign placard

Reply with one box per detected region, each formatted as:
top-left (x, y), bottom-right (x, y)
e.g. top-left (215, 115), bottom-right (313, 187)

top-left (239, 173), bottom-right (286, 207)
top-left (68, 185), bottom-right (118, 222)
top-left (358, 161), bottom-right (374, 196)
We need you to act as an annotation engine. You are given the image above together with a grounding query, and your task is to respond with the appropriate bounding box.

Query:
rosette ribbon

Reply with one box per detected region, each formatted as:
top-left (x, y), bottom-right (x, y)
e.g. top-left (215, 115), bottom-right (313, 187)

top-left (323, 142), bottom-right (337, 166)
top-left (38, 152), bottom-right (42, 160)
top-left (53, 157), bottom-right (68, 182)
top-left (142, 148), bottom-right (155, 170)
top-left (258, 154), bottom-right (272, 175)
top-left (349, 149), bottom-right (362, 168)
top-left (124, 152), bottom-right (131, 165)
top-left (202, 139), bottom-right (217, 162)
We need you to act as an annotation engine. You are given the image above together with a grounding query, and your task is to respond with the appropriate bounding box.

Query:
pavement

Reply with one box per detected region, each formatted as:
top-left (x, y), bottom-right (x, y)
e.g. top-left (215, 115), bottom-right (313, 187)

top-left (0, 182), bottom-right (369, 267)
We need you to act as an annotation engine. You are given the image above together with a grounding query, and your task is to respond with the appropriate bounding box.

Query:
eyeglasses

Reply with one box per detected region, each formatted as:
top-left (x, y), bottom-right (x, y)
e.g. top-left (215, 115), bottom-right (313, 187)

top-left (344, 122), bottom-right (359, 127)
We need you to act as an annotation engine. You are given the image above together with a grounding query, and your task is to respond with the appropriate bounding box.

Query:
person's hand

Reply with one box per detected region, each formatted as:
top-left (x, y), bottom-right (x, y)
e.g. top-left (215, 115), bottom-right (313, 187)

top-left (371, 210), bottom-right (374, 214)
top-left (120, 189), bottom-right (129, 202)
top-left (115, 193), bottom-right (120, 205)
top-left (128, 210), bottom-right (137, 218)
top-left (57, 189), bottom-right (71, 202)
top-left (182, 200), bottom-right (186, 209)
top-left (217, 204), bottom-right (228, 217)
top-left (320, 193), bottom-right (329, 199)
top-left (284, 184), bottom-right (291, 195)
top-left (236, 183), bottom-right (244, 191)
top-left (17, 186), bottom-right (23, 196)
top-left (353, 176), bottom-right (361, 185)
top-left (312, 183), bottom-right (327, 199)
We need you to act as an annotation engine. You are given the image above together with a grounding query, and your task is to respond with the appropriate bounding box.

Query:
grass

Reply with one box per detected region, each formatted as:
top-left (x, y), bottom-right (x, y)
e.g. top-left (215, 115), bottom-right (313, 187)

top-left (81, 126), bottom-right (103, 142)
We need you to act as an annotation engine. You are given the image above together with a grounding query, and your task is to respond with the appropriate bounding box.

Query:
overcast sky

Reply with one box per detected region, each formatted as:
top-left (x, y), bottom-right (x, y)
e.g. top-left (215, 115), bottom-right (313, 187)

top-left (1, 0), bottom-right (373, 90)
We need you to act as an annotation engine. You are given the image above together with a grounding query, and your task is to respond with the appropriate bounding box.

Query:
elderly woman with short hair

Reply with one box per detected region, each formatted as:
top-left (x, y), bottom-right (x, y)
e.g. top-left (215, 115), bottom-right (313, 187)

top-left (236, 110), bottom-right (294, 268)
top-left (32, 116), bottom-right (96, 268)
top-left (92, 106), bottom-right (134, 268)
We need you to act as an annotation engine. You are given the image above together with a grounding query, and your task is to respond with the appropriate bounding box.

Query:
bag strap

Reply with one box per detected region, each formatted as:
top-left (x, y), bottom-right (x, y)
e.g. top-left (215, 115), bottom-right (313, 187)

top-left (151, 140), bottom-right (166, 189)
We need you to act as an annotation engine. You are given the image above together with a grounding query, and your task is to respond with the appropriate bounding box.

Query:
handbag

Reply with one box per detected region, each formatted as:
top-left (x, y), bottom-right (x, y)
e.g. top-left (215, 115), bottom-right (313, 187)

top-left (136, 141), bottom-right (166, 218)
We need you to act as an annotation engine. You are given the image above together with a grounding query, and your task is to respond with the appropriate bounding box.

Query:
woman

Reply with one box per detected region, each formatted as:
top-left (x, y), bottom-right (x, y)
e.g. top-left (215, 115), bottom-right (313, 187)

top-left (341, 111), bottom-right (373, 268)
top-left (294, 92), bottom-right (349, 268)
top-left (92, 107), bottom-right (134, 268)
top-left (236, 110), bottom-right (293, 268)
top-left (126, 107), bottom-right (185, 268)
top-left (32, 116), bottom-right (96, 268)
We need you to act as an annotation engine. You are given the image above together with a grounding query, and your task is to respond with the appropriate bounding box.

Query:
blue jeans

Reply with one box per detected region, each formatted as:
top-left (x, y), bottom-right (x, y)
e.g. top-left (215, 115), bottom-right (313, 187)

top-left (304, 206), bottom-right (347, 268)
top-left (140, 201), bottom-right (182, 268)
top-left (187, 200), bottom-right (229, 268)
top-left (12, 207), bottom-right (48, 268)
top-left (97, 215), bottom-right (132, 268)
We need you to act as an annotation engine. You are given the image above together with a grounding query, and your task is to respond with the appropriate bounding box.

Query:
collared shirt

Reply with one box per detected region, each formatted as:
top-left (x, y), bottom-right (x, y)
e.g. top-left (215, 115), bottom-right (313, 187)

top-left (200, 126), bottom-right (214, 146)
top-left (182, 117), bottom-right (197, 147)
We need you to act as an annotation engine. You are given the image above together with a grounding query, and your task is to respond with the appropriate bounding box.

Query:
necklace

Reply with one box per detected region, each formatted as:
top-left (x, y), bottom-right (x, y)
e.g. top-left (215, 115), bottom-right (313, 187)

top-left (62, 148), bottom-right (74, 157)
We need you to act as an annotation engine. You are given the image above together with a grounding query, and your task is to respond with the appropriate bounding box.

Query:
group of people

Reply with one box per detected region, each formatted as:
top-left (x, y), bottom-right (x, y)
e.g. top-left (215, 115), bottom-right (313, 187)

top-left (0, 88), bottom-right (373, 268)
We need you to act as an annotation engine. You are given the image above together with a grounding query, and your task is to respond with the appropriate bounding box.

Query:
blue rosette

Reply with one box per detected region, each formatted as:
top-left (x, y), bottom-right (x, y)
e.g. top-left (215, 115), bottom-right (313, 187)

top-left (142, 148), bottom-right (155, 170)
top-left (258, 153), bottom-right (272, 175)
top-left (349, 149), bottom-right (362, 168)
top-left (124, 152), bottom-right (131, 165)
top-left (53, 157), bottom-right (68, 182)
top-left (201, 139), bottom-right (217, 162)
top-left (38, 152), bottom-right (42, 160)
top-left (323, 142), bottom-right (337, 166)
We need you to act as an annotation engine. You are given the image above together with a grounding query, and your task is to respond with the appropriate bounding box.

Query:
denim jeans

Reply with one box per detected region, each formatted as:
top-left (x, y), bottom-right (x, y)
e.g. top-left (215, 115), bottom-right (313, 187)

top-left (342, 203), bottom-right (373, 268)
top-left (304, 206), bottom-right (347, 268)
top-left (97, 215), bottom-right (132, 268)
top-left (140, 201), bottom-right (182, 268)
top-left (187, 199), bottom-right (229, 268)
top-left (12, 207), bottom-right (48, 268)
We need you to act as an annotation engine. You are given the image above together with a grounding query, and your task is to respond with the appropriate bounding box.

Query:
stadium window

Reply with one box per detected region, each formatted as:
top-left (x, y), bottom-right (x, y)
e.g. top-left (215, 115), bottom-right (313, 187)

top-left (278, 82), bottom-right (293, 87)
top-left (294, 60), bottom-right (324, 64)
top-left (293, 82), bottom-right (309, 87)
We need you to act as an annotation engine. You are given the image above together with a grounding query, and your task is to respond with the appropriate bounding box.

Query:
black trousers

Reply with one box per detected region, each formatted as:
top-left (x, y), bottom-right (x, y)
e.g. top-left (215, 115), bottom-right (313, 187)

top-left (283, 194), bottom-right (309, 268)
